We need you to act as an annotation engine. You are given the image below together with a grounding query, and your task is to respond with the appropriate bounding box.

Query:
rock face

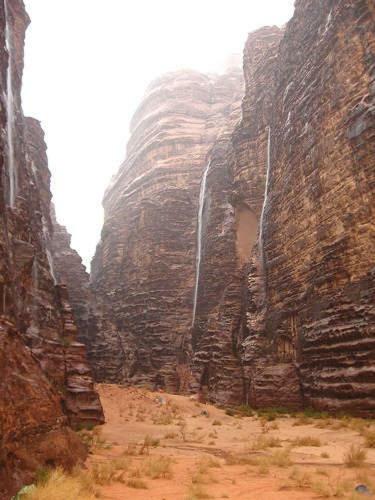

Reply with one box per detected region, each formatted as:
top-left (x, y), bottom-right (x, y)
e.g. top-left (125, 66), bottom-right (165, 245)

top-left (243, 0), bottom-right (375, 416)
top-left (90, 69), bottom-right (244, 390)
top-left (51, 211), bottom-right (91, 345)
top-left (0, 1), bottom-right (103, 497)
top-left (88, 0), bottom-right (374, 415)
top-left (190, 26), bottom-right (285, 406)
top-left (195, 0), bottom-right (375, 413)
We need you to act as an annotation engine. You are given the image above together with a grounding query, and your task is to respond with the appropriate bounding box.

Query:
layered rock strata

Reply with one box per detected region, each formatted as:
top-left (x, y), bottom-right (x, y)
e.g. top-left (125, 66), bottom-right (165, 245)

top-left (190, 26), bottom-right (287, 406)
top-left (0, 1), bottom-right (103, 496)
top-left (89, 0), bottom-right (374, 415)
top-left (194, 0), bottom-right (375, 413)
top-left (244, 0), bottom-right (375, 415)
top-left (90, 69), bottom-right (244, 389)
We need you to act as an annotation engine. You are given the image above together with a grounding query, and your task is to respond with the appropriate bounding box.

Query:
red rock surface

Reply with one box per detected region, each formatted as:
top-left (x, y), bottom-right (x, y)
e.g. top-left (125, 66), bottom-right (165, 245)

top-left (88, 0), bottom-right (374, 415)
top-left (90, 69), bottom-right (244, 390)
top-left (0, 1), bottom-right (103, 496)
top-left (245, 0), bottom-right (375, 415)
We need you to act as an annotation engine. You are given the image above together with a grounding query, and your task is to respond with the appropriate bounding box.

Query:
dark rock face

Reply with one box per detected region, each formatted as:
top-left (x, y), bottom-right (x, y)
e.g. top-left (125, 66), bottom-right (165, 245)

top-left (190, 26), bottom-right (286, 406)
top-left (90, 69), bottom-right (244, 390)
top-left (247, 0), bottom-right (375, 415)
top-left (51, 211), bottom-right (91, 345)
top-left (0, 1), bottom-right (103, 496)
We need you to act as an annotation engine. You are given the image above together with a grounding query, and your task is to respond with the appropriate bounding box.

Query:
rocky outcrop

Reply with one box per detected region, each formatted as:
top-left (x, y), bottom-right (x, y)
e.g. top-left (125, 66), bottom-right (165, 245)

top-left (0, 1), bottom-right (102, 496)
top-left (90, 68), bottom-right (244, 390)
top-left (190, 27), bottom-right (286, 406)
top-left (194, 1), bottom-right (374, 413)
top-left (88, 0), bottom-right (374, 415)
top-left (24, 117), bottom-right (104, 428)
top-left (244, 0), bottom-right (375, 415)
top-left (51, 210), bottom-right (91, 345)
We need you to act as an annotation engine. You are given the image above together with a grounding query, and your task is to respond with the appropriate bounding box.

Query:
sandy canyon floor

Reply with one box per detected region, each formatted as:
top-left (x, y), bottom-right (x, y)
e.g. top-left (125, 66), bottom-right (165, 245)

top-left (73, 384), bottom-right (375, 500)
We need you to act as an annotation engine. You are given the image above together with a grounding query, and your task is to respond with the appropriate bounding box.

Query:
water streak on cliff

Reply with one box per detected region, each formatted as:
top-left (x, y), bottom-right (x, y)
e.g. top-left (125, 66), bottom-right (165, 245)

top-left (192, 161), bottom-right (210, 327)
top-left (258, 125), bottom-right (271, 277)
top-left (4, 0), bottom-right (16, 207)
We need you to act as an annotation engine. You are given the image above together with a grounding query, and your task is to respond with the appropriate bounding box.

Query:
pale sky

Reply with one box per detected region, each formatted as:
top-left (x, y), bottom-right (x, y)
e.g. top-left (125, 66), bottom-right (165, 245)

top-left (22, 0), bottom-right (294, 268)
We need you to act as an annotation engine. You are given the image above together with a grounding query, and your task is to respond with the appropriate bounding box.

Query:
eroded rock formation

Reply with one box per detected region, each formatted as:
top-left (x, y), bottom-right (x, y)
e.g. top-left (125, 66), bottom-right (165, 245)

top-left (90, 68), bottom-right (244, 390)
top-left (0, 1), bottom-right (103, 497)
top-left (194, 0), bottom-right (375, 413)
top-left (243, 0), bottom-right (375, 415)
top-left (87, 0), bottom-right (374, 415)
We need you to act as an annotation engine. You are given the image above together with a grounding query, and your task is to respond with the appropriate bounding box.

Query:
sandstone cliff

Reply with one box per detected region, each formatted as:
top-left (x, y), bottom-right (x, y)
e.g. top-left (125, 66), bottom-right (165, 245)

top-left (88, 0), bottom-right (374, 415)
top-left (90, 69), bottom-right (244, 390)
top-left (0, 1), bottom-right (103, 496)
top-left (194, 0), bottom-right (375, 412)
top-left (241, 0), bottom-right (375, 415)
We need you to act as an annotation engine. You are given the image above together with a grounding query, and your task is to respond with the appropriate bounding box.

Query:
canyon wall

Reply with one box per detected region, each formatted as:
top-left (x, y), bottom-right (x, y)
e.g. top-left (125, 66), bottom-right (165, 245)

top-left (90, 68), bottom-right (244, 390)
top-left (88, 0), bottom-right (374, 414)
top-left (190, 26), bottom-right (286, 406)
top-left (0, 1), bottom-right (102, 497)
top-left (243, 0), bottom-right (375, 415)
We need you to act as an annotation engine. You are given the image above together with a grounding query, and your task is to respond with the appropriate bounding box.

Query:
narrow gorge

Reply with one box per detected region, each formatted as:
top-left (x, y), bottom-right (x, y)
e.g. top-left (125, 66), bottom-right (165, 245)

top-left (0, 0), bottom-right (374, 498)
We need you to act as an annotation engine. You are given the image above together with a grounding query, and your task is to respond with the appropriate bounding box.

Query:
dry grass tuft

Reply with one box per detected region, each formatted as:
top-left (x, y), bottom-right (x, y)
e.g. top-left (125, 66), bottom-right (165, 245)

top-left (139, 434), bottom-right (160, 455)
top-left (344, 444), bottom-right (367, 467)
top-left (250, 435), bottom-right (281, 450)
top-left (292, 436), bottom-right (322, 447)
top-left (362, 428), bottom-right (375, 448)
top-left (126, 478), bottom-right (148, 489)
top-left (142, 455), bottom-right (173, 479)
top-left (292, 414), bottom-right (313, 426)
top-left (186, 483), bottom-right (212, 499)
top-left (23, 468), bottom-right (97, 500)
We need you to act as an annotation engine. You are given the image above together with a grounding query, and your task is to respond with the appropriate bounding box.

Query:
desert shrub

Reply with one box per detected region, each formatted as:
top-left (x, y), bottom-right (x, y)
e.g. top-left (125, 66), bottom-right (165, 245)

top-left (269, 448), bottom-right (292, 467)
top-left (143, 455), bottom-right (173, 479)
top-left (363, 429), bottom-right (375, 448)
top-left (152, 411), bottom-right (173, 425)
top-left (186, 483), bottom-right (212, 499)
top-left (139, 435), bottom-right (160, 455)
top-left (288, 467), bottom-right (314, 489)
top-left (344, 444), bottom-right (367, 467)
top-left (292, 436), bottom-right (322, 447)
top-left (24, 468), bottom-right (97, 500)
top-left (178, 420), bottom-right (188, 441)
top-left (303, 408), bottom-right (329, 419)
top-left (35, 467), bottom-right (52, 485)
top-left (212, 420), bottom-right (222, 426)
top-left (250, 435), bottom-right (281, 450)
top-left (257, 407), bottom-right (291, 420)
top-left (89, 461), bottom-right (118, 485)
top-left (235, 405), bottom-right (254, 417)
top-left (292, 414), bottom-right (312, 426)
top-left (126, 478), bottom-right (148, 489)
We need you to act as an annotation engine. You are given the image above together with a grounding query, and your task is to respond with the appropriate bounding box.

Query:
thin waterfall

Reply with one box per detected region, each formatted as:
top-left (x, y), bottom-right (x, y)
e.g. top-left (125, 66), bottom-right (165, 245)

top-left (4, 0), bottom-right (16, 207)
top-left (31, 257), bottom-right (39, 322)
top-left (41, 216), bottom-right (57, 285)
top-left (258, 125), bottom-right (271, 274)
top-left (192, 161), bottom-right (210, 327)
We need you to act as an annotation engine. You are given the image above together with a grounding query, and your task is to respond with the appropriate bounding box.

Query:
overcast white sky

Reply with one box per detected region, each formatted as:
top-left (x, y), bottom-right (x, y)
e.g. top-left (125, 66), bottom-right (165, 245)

top-left (22, 0), bottom-right (294, 268)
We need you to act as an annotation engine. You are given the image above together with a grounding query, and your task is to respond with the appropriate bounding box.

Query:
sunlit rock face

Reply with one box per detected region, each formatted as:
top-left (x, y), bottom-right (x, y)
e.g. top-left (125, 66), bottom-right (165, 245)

top-left (90, 69), bottom-right (244, 390)
top-left (0, 1), bottom-right (102, 496)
